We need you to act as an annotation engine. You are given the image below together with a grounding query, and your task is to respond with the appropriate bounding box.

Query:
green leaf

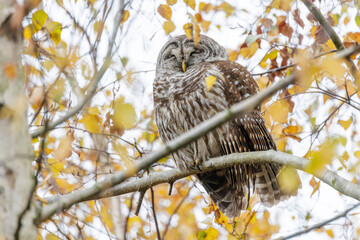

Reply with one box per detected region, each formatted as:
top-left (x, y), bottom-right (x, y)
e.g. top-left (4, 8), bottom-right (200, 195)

top-left (355, 13), bottom-right (360, 28)
top-left (32, 10), bottom-right (48, 31)
top-left (121, 57), bottom-right (129, 67)
top-left (197, 230), bottom-right (207, 240)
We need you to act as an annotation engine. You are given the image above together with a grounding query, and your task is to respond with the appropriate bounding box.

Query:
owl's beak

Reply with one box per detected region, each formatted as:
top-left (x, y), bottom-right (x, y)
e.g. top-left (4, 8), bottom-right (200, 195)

top-left (182, 60), bottom-right (186, 72)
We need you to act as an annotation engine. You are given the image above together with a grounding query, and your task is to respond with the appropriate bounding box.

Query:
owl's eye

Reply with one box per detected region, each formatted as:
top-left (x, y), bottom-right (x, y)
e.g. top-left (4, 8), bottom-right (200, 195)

top-left (190, 49), bottom-right (202, 56)
top-left (166, 54), bottom-right (176, 60)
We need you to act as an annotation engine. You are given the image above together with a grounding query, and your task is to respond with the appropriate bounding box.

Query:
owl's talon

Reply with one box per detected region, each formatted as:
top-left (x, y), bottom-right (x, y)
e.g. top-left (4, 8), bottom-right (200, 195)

top-left (195, 159), bottom-right (203, 171)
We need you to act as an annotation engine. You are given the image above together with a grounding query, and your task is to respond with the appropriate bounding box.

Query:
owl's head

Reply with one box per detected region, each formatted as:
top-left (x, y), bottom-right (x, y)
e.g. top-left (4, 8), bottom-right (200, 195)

top-left (156, 35), bottom-right (229, 74)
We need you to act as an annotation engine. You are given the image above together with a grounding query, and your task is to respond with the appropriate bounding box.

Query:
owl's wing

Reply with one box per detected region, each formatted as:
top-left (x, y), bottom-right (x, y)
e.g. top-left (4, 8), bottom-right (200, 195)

top-left (198, 61), bottom-right (299, 217)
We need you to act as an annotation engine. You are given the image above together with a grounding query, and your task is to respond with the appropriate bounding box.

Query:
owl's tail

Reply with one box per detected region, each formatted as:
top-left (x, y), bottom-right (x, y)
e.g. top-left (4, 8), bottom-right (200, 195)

top-left (198, 163), bottom-right (299, 218)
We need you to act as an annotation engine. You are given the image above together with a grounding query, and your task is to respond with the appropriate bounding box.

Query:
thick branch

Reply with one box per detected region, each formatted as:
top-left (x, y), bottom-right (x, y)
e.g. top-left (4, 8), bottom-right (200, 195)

top-left (302, 0), bottom-right (359, 88)
top-left (44, 150), bottom-right (360, 204)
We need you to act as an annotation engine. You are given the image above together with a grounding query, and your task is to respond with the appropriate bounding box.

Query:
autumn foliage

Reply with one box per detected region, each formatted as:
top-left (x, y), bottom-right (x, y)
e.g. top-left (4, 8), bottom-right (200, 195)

top-left (15, 0), bottom-right (360, 239)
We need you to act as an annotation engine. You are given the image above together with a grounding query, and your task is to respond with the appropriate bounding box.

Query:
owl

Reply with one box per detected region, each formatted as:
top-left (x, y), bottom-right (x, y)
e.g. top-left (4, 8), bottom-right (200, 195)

top-left (153, 34), bottom-right (297, 217)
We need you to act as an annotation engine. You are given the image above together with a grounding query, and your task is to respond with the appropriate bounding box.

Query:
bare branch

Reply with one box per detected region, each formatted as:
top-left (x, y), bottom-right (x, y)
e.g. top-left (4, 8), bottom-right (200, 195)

top-left (276, 202), bottom-right (360, 240)
top-left (302, 0), bottom-right (359, 88)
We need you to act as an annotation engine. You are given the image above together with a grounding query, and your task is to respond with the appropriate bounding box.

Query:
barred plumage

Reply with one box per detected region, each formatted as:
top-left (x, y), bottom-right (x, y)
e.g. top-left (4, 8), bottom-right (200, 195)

top-left (153, 35), bottom-right (298, 217)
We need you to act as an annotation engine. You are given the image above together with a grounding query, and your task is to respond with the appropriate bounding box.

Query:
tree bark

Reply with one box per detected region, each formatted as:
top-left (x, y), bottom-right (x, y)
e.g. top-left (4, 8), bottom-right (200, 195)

top-left (0, 2), bottom-right (36, 239)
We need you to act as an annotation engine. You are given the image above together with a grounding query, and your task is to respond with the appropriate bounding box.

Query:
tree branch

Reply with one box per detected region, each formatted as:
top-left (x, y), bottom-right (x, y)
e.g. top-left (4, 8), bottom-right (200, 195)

top-left (36, 45), bottom-right (360, 224)
top-left (44, 150), bottom-right (360, 204)
top-left (276, 202), bottom-right (360, 240)
top-left (302, 0), bottom-right (359, 88)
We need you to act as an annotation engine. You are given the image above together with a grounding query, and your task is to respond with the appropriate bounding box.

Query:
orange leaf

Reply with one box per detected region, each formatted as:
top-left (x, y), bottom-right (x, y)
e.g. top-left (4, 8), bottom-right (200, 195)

top-left (121, 10), bottom-right (130, 24)
top-left (2, 62), bottom-right (17, 80)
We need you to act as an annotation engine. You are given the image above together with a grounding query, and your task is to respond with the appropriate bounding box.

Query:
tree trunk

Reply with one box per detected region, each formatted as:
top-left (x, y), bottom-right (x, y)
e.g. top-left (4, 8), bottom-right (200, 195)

top-left (0, 2), bottom-right (37, 239)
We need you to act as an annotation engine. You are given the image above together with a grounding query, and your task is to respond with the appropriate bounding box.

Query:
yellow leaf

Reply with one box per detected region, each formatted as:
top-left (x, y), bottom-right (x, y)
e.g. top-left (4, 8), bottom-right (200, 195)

top-left (158, 4), bottom-right (172, 20)
top-left (199, 20), bottom-right (210, 32)
top-left (256, 76), bottom-right (269, 91)
top-left (85, 214), bottom-right (93, 223)
top-left (277, 167), bottom-right (301, 195)
top-left (228, 49), bottom-right (238, 61)
top-left (326, 229), bottom-right (334, 238)
top-left (204, 227), bottom-right (219, 240)
top-left (45, 233), bottom-right (59, 240)
top-left (163, 20), bottom-right (175, 35)
top-left (320, 56), bottom-right (346, 79)
top-left (24, 25), bottom-right (33, 39)
top-left (112, 97), bottom-right (137, 130)
top-left (93, 20), bottom-right (104, 34)
top-left (268, 99), bottom-right (290, 123)
top-left (338, 118), bottom-right (352, 130)
top-left (205, 75), bottom-right (217, 90)
top-left (354, 150), bottom-right (360, 159)
top-left (248, 41), bottom-right (259, 58)
top-left (46, 21), bottom-right (62, 45)
top-left (183, 23), bottom-right (193, 39)
top-left (100, 206), bottom-right (114, 232)
top-left (42, 60), bottom-right (55, 71)
top-left (80, 114), bottom-right (102, 133)
top-left (121, 10), bottom-right (130, 24)
top-left (166, 0), bottom-right (177, 5)
top-left (183, 0), bottom-right (195, 10)
top-left (32, 9), bottom-right (48, 31)
top-left (306, 137), bottom-right (341, 173)
top-left (283, 125), bottom-right (299, 134)
top-left (219, 2), bottom-right (235, 18)
top-left (239, 47), bottom-right (250, 58)
top-left (344, 16), bottom-right (350, 25)
top-left (88, 106), bottom-right (101, 115)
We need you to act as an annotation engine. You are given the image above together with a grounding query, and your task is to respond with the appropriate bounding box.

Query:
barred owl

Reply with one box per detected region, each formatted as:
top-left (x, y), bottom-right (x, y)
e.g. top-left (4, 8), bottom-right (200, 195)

top-left (153, 35), bottom-right (296, 217)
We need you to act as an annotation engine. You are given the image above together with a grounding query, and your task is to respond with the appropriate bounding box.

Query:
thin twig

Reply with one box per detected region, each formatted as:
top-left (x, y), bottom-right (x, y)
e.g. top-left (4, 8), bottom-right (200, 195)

top-left (276, 203), bottom-right (360, 240)
top-left (135, 190), bottom-right (146, 216)
top-left (150, 187), bottom-right (161, 240)
top-left (123, 193), bottom-right (135, 240)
